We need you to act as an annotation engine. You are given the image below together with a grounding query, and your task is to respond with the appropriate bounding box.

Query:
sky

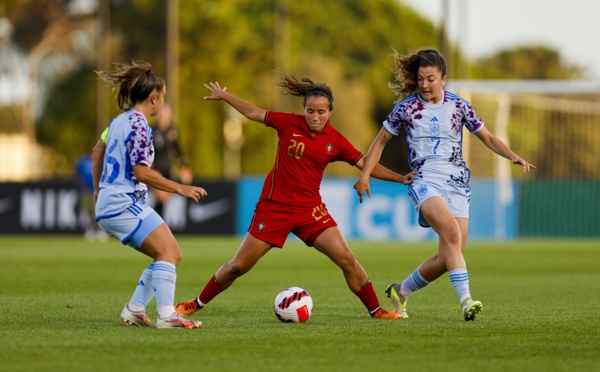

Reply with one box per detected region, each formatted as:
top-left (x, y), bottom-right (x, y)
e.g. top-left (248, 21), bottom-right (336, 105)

top-left (401, 0), bottom-right (600, 78)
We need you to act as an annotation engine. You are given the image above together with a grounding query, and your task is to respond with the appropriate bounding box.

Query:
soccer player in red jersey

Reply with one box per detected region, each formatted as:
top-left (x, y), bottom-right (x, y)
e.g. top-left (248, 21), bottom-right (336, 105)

top-left (176, 74), bottom-right (416, 319)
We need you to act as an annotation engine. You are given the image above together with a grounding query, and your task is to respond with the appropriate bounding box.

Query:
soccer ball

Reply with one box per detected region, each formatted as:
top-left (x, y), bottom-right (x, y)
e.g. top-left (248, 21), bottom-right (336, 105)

top-left (273, 287), bottom-right (313, 323)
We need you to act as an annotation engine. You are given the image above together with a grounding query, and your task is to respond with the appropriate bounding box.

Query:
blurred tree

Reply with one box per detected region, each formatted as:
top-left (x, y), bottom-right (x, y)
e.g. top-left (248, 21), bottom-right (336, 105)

top-left (26, 0), bottom-right (586, 180)
top-left (36, 66), bottom-right (98, 175)
top-left (1, 0), bottom-right (95, 142)
top-left (472, 45), bottom-right (583, 80)
top-left (176, 0), bottom-right (439, 178)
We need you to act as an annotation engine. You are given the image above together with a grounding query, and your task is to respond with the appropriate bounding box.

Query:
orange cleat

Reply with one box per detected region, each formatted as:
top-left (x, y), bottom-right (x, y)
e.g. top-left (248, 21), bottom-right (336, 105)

top-left (175, 298), bottom-right (203, 316)
top-left (372, 307), bottom-right (400, 319)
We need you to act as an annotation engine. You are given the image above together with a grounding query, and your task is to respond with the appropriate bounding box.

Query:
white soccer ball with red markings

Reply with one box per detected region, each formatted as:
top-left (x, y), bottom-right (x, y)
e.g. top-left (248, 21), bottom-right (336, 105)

top-left (274, 287), bottom-right (313, 323)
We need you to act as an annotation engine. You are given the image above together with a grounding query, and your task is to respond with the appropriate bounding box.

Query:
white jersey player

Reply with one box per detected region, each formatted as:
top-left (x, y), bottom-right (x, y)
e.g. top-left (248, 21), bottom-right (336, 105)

top-left (93, 61), bottom-right (206, 329)
top-left (355, 49), bottom-right (535, 321)
top-left (383, 90), bottom-right (484, 227)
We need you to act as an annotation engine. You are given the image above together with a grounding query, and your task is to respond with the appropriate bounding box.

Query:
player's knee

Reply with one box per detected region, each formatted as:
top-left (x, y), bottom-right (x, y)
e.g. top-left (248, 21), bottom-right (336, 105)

top-left (159, 246), bottom-right (182, 265)
top-left (174, 252), bottom-right (182, 265)
top-left (442, 225), bottom-right (462, 247)
top-left (225, 260), bottom-right (250, 278)
top-left (337, 249), bottom-right (358, 270)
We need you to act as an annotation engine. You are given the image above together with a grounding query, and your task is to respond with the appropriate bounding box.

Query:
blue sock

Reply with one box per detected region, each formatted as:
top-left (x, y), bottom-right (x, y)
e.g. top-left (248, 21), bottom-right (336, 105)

top-left (129, 262), bottom-right (155, 309)
top-left (401, 268), bottom-right (430, 297)
top-left (449, 268), bottom-right (471, 304)
top-left (153, 261), bottom-right (177, 318)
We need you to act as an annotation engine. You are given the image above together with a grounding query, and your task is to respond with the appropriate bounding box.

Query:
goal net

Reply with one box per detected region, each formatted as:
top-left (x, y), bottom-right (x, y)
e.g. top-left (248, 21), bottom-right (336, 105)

top-left (446, 80), bottom-right (600, 238)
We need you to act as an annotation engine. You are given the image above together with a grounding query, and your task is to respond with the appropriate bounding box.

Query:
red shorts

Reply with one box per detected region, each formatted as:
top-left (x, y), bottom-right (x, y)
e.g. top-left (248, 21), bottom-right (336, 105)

top-left (248, 199), bottom-right (338, 248)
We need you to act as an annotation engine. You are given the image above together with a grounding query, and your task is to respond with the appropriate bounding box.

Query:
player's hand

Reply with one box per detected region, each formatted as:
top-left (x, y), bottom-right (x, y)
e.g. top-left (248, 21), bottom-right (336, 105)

top-left (204, 82), bottom-right (228, 100)
top-left (179, 185), bottom-right (207, 202)
top-left (400, 169), bottom-right (418, 185)
top-left (512, 157), bottom-right (536, 174)
top-left (353, 177), bottom-right (372, 204)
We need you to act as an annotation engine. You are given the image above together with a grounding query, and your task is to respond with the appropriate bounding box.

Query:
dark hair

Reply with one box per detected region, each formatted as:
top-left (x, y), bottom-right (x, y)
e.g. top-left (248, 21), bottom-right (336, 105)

top-left (389, 48), bottom-right (447, 100)
top-left (276, 72), bottom-right (334, 111)
top-left (95, 61), bottom-right (165, 111)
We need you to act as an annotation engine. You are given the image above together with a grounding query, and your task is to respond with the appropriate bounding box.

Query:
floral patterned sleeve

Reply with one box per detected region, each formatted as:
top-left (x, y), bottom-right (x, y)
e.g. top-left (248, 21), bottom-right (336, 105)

top-left (127, 114), bottom-right (153, 167)
top-left (383, 104), bottom-right (403, 136)
top-left (461, 100), bottom-right (484, 133)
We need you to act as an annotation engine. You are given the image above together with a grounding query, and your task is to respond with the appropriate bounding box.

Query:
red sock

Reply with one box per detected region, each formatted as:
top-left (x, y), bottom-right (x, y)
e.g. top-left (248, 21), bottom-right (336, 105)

top-left (355, 280), bottom-right (380, 314)
top-left (198, 275), bottom-right (227, 305)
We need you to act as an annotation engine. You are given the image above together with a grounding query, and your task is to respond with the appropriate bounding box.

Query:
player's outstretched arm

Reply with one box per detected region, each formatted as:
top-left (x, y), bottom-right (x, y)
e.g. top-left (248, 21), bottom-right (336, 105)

top-left (204, 82), bottom-right (267, 123)
top-left (474, 127), bottom-right (536, 174)
top-left (355, 158), bottom-right (416, 185)
top-left (133, 164), bottom-right (207, 202)
top-left (354, 127), bottom-right (394, 203)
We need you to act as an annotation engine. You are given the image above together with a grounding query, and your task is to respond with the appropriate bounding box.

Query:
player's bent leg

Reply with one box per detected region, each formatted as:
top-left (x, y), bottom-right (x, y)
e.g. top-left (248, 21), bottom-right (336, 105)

top-left (175, 275), bottom-right (227, 315)
top-left (216, 234), bottom-right (273, 287)
top-left (176, 234), bottom-right (273, 316)
top-left (314, 229), bottom-right (399, 319)
top-left (136, 223), bottom-right (181, 265)
top-left (313, 227), bottom-right (366, 292)
top-left (421, 199), bottom-right (464, 272)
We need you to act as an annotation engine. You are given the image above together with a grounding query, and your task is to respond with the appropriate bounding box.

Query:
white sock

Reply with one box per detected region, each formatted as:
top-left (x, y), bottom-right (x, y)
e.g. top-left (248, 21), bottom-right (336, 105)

top-left (400, 268), bottom-right (430, 300)
top-left (449, 268), bottom-right (471, 305)
top-left (129, 262), bottom-right (155, 309)
top-left (153, 261), bottom-right (177, 318)
top-left (127, 303), bottom-right (144, 312)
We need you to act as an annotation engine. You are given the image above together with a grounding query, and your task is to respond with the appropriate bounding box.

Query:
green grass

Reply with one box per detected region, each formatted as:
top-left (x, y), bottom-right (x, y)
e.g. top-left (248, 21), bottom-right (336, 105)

top-left (1, 236), bottom-right (599, 372)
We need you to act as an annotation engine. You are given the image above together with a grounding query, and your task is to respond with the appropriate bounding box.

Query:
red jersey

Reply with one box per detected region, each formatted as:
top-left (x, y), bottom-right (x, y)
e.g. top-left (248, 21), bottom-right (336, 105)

top-left (260, 111), bottom-right (363, 206)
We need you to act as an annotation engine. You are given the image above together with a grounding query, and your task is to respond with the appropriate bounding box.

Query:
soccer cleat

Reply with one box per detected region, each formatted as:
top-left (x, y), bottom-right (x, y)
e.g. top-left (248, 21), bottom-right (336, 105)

top-left (156, 313), bottom-right (202, 329)
top-left (120, 303), bottom-right (156, 327)
top-left (462, 299), bottom-right (483, 321)
top-left (371, 307), bottom-right (400, 319)
top-left (175, 298), bottom-right (203, 316)
top-left (384, 283), bottom-right (408, 319)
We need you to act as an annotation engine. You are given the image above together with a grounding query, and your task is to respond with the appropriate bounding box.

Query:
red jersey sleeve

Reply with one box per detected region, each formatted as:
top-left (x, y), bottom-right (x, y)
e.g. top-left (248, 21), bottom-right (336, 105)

top-left (329, 129), bottom-right (363, 166)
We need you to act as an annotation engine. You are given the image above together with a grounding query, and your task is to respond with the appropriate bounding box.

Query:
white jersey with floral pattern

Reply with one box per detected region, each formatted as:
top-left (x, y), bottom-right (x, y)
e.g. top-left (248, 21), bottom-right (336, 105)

top-left (383, 90), bottom-right (484, 188)
top-left (96, 109), bottom-right (154, 218)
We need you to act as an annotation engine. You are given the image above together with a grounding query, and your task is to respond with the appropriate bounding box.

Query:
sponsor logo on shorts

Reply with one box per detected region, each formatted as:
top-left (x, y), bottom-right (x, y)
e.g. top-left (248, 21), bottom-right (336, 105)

top-left (258, 221), bottom-right (266, 232)
top-left (322, 218), bottom-right (331, 224)
top-left (418, 185), bottom-right (428, 196)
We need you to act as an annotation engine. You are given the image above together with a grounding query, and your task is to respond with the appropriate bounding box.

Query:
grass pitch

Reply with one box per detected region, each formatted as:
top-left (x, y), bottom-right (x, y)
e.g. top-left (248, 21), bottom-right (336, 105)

top-left (0, 236), bottom-right (599, 371)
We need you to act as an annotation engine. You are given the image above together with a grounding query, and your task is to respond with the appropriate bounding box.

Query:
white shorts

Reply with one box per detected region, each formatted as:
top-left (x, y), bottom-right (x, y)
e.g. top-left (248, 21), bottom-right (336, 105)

top-left (97, 201), bottom-right (164, 248)
top-left (408, 177), bottom-right (471, 228)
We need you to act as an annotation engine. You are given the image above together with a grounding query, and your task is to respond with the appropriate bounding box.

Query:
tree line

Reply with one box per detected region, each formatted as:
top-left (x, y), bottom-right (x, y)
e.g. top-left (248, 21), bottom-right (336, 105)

top-left (0, 0), bottom-right (582, 179)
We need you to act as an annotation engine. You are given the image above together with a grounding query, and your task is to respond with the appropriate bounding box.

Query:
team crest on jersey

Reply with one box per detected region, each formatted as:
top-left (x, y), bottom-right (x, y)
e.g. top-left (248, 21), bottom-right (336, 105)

top-left (430, 124), bottom-right (440, 137)
top-left (326, 143), bottom-right (333, 153)
top-left (418, 185), bottom-right (428, 196)
top-left (258, 221), bottom-right (266, 232)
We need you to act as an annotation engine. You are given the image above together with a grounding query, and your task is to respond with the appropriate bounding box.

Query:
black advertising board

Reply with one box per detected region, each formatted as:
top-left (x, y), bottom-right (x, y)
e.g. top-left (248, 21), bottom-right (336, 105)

top-left (0, 181), bottom-right (236, 235)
